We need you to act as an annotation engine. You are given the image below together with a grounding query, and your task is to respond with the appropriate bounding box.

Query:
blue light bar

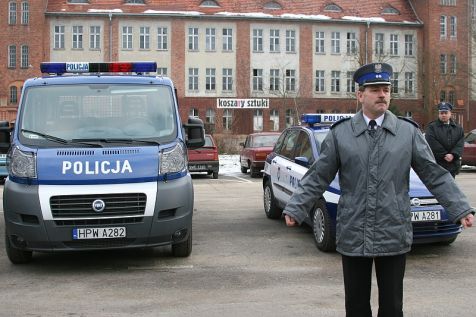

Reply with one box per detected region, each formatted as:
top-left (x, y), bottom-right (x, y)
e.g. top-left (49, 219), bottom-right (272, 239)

top-left (40, 62), bottom-right (158, 74)
top-left (301, 113), bottom-right (355, 127)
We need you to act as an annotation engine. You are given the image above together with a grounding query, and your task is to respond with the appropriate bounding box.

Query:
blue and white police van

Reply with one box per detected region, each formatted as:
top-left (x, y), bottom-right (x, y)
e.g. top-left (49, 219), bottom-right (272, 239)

top-left (263, 113), bottom-right (462, 252)
top-left (2, 62), bottom-right (205, 263)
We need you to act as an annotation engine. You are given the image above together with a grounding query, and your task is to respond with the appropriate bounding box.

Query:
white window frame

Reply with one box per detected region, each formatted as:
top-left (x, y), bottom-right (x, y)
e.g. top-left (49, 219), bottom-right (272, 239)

top-left (440, 16), bottom-right (447, 39)
top-left (72, 25), bottom-right (83, 49)
top-left (405, 72), bottom-right (414, 94)
top-left (331, 32), bottom-right (340, 54)
top-left (188, 27), bottom-right (199, 51)
top-left (90, 26), bottom-right (101, 49)
top-left (122, 26), bottom-right (133, 49)
top-left (139, 26), bottom-right (150, 50)
top-left (54, 25), bottom-right (65, 49)
top-left (222, 28), bottom-right (233, 51)
top-left (223, 109), bottom-right (233, 131)
top-left (9, 1), bottom-right (17, 25)
top-left (270, 109), bottom-right (279, 131)
top-left (315, 70), bottom-right (325, 92)
top-left (286, 29), bottom-right (296, 53)
top-left (222, 68), bottom-right (233, 91)
top-left (270, 69), bottom-right (280, 91)
top-left (253, 69), bottom-right (263, 91)
top-left (331, 71), bottom-right (341, 92)
top-left (375, 33), bottom-right (384, 55)
top-left (285, 69), bottom-right (296, 92)
top-left (346, 32), bottom-right (357, 54)
top-left (253, 109), bottom-right (263, 131)
top-left (157, 27), bottom-right (168, 50)
top-left (252, 29), bottom-right (263, 52)
top-left (21, 1), bottom-right (29, 25)
top-left (188, 68), bottom-right (199, 91)
top-left (450, 16), bottom-right (457, 38)
top-left (390, 34), bottom-right (398, 55)
top-left (404, 34), bottom-right (414, 56)
top-left (270, 29), bottom-right (280, 52)
top-left (8, 45), bottom-right (16, 68)
top-left (20, 45), bottom-right (29, 68)
top-left (206, 28), bottom-right (216, 51)
top-left (206, 68), bottom-right (216, 91)
top-left (315, 31), bottom-right (325, 54)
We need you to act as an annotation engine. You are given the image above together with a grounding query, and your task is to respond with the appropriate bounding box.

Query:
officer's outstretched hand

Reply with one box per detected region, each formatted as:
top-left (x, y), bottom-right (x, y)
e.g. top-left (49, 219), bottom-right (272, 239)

top-left (460, 213), bottom-right (474, 229)
top-left (285, 214), bottom-right (298, 227)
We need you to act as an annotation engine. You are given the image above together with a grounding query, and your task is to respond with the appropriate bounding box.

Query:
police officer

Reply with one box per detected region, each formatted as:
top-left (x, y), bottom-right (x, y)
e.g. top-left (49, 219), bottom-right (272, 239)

top-left (283, 63), bottom-right (474, 317)
top-left (425, 102), bottom-right (465, 178)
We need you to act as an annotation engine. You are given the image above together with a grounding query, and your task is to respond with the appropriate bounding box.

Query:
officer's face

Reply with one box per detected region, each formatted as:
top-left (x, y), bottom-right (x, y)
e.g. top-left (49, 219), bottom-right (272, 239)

top-left (357, 84), bottom-right (391, 118)
top-left (438, 110), bottom-right (451, 123)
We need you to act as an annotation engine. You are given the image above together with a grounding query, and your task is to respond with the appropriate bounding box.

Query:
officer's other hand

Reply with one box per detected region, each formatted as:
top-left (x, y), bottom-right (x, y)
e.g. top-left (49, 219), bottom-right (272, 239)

top-left (444, 153), bottom-right (454, 162)
top-left (285, 214), bottom-right (298, 227)
top-left (460, 214), bottom-right (474, 229)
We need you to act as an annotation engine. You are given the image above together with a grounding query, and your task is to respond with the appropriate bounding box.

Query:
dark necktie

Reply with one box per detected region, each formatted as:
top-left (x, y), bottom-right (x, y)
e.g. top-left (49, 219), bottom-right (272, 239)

top-left (369, 120), bottom-right (377, 137)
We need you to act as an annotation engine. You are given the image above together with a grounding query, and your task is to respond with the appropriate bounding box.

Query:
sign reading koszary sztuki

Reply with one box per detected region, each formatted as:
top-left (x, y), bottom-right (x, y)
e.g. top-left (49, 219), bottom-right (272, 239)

top-left (217, 98), bottom-right (269, 109)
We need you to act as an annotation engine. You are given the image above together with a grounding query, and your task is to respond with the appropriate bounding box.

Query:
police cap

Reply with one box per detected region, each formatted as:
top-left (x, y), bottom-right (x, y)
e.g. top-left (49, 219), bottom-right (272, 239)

top-left (437, 102), bottom-right (453, 112)
top-left (353, 63), bottom-right (393, 87)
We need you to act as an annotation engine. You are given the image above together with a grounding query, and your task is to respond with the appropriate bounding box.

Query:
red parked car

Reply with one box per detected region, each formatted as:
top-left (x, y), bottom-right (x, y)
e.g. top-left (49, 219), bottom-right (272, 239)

top-left (462, 129), bottom-right (476, 166)
top-left (240, 132), bottom-right (281, 177)
top-left (188, 134), bottom-right (219, 179)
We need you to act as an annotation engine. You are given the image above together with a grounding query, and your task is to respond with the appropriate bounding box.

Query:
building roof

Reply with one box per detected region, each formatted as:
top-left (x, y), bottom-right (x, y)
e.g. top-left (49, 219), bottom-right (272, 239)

top-left (46, 0), bottom-right (421, 25)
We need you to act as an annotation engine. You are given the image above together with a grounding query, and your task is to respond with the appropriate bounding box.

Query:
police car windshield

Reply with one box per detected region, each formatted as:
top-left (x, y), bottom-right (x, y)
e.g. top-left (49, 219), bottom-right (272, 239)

top-left (19, 84), bottom-right (176, 146)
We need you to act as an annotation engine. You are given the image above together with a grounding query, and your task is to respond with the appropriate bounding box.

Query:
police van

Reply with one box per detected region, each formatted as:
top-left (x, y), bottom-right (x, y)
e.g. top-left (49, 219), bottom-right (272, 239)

top-left (2, 62), bottom-right (205, 264)
top-left (263, 113), bottom-right (462, 252)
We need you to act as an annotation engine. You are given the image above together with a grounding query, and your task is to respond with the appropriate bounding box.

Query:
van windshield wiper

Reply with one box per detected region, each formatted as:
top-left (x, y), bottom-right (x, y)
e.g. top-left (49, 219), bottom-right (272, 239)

top-left (71, 138), bottom-right (160, 146)
top-left (21, 129), bottom-right (102, 147)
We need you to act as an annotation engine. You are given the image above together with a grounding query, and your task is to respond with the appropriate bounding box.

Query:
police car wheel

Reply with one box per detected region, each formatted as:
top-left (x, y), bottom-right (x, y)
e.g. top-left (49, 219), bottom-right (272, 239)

top-left (263, 181), bottom-right (282, 219)
top-left (172, 228), bottom-right (192, 257)
top-left (312, 201), bottom-right (336, 252)
top-left (5, 233), bottom-right (33, 264)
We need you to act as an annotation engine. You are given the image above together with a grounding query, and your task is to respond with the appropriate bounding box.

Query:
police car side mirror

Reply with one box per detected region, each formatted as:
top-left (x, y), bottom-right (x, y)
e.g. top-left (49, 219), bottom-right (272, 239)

top-left (0, 121), bottom-right (11, 153)
top-left (183, 117), bottom-right (205, 148)
top-left (294, 156), bottom-right (309, 168)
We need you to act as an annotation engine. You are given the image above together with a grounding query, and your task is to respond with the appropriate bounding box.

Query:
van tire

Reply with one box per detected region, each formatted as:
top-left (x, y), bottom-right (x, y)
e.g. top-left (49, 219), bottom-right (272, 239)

top-left (263, 181), bottom-right (282, 219)
top-left (5, 233), bottom-right (33, 264)
top-left (172, 229), bottom-right (192, 257)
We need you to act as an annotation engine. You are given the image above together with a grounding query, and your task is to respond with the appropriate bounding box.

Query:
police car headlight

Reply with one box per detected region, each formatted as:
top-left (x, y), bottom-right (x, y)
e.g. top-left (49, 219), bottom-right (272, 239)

top-left (7, 146), bottom-right (37, 178)
top-left (159, 142), bottom-right (187, 174)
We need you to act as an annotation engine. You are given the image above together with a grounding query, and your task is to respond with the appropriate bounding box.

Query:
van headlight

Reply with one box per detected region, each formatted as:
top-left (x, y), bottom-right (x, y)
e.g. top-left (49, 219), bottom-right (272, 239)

top-left (7, 146), bottom-right (37, 178)
top-left (159, 142), bottom-right (187, 174)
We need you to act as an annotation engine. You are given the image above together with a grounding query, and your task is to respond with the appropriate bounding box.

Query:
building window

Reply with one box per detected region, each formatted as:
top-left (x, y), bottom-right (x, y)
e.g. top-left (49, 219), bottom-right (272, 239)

top-left (450, 16), bottom-right (457, 38)
top-left (346, 32), bottom-right (357, 54)
top-left (270, 69), bottom-right (280, 91)
top-left (404, 34), bottom-right (414, 56)
top-left (206, 108), bottom-right (215, 124)
top-left (270, 29), bottom-right (280, 52)
top-left (206, 68), bottom-right (216, 91)
top-left (375, 33), bottom-right (384, 55)
top-left (139, 27), bottom-right (150, 49)
top-left (440, 90), bottom-right (446, 102)
top-left (264, 1), bottom-right (282, 9)
top-left (315, 31), bottom-right (325, 54)
top-left (448, 90), bottom-right (456, 105)
top-left (9, 86), bottom-right (18, 104)
top-left (324, 4), bottom-right (342, 12)
top-left (440, 16), bottom-right (447, 39)
top-left (382, 6), bottom-right (400, 14)
top-left (54, 25), bottom-right (65, 49)
top-left (331, 32), bottom-right (340, 54)
top-left (21, 45), bottom-right (29, 68)
top-left (125, 0), bottom-right (145, 4)
top-left (392, 72), bottom-right (399, 94)
top-left (89, 26), bottom-right (101, 49)
top-left (285, 69), bottom-right (296, 92)
top-left (285, 109), bottom-right (295, 128)
top-left (157, 27), bottom-right (168, 50)
top-left (253, 69), bottom-right (263, 91)
top-left (390, 34), bottom-right (398, 55)
top-left (450, 54), bottom-right (457, 74)
top-left (188, 68), bottom-right (199, 91)
top-left (188, 27), bottom-right (199, 51)
top-left (405, 72), bottom-right (414, 94)
top-left (270, 109), bottom-right (279, 131)
top-left (253, 109), bottom-right (263, 131)
top-left (222, 28), bottom-right (233, 51)
top-left (315, 70), bottom-right (325, 92)
top-left (205, 28), bottom-right (216, 51)
top-left (68, 0), bottom-right (90, 3)
top-left (200, 0), bottom-right (219, 7)
top-left (222, 68), bottom-right (233, 91)
top-left (440, 54), bottom-right (447, 74)
top-left (8, 45), bottom-right (16, 68)
top-left (286, 30), bottom-right (296, 53)
top-left (223, 109), bottom-right (233, 131)
top-left (122, 26), bottom-right (133, 49)
top-left (346, 71), bottom-right (355, 93)
top-left (440, 0), bottom-right (457, 6)
top-left (253, 29), bottom-right (263, 52)
top-left (72, 26), bottom-right (83, 49)
top-left (189, 108), bottom-right (199, 118)
top-left (157, 67), bottom-right (167, 76)
top-left (9, 1), bottom-right (17, 25)
top-left (331, 71), bottom-right (341, 92)
top-left (21, 1), bottom-right (29, 25)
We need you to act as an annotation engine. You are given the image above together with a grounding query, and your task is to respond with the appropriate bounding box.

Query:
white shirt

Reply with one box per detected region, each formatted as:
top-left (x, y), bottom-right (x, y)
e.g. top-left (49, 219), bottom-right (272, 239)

top-left (363, 113), bottom-right (385, 128)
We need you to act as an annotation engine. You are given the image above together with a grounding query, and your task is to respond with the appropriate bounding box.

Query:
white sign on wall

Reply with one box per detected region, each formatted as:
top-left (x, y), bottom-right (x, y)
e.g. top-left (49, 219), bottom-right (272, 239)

top-left (217, 98), bottom-right (269, 109)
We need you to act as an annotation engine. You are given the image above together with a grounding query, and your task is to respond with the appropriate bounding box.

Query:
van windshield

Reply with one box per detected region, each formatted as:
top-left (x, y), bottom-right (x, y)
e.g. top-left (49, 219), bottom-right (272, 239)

top-left (19, 84), bottom-right (177, 146)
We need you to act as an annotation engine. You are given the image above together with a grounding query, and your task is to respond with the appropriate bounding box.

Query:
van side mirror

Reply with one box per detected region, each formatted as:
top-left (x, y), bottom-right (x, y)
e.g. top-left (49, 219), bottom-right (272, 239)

top-left (0, 121), bottom-right (11, 154)
top-left (183, 117), bottom-right (205, 148)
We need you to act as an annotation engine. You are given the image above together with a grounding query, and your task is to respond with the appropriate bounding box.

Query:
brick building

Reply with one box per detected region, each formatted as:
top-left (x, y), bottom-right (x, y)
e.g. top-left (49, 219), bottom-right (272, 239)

top-left (1, 0), bottom-right (475, 134)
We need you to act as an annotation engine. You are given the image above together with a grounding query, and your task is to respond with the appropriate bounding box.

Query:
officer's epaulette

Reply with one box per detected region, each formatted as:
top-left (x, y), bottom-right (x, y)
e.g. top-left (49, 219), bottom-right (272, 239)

top-left (398, 116), bottom-right (419, 128)
top-left (330, 117), bottom-right (351, 129)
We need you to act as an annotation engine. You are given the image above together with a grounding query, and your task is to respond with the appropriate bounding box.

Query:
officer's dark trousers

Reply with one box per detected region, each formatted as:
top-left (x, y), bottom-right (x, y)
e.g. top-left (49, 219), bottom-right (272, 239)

top-left (342, 254), bottom-right (406, 317)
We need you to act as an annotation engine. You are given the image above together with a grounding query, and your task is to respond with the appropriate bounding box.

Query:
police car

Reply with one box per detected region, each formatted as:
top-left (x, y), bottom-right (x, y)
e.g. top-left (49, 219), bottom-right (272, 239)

top-left (263, 113), bottom-right (462, 252)
top-left (2, 62), bottom-right (205, 263)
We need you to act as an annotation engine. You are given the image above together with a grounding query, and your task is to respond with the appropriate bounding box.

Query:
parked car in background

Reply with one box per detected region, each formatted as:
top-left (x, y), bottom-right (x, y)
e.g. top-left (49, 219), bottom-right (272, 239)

top-left (0, 121), bottom-right (12, 182)
top-left (462, 129), bottom-right (476, 166)
top-left (263, 113), bottom-right (462, 252)
top-left (188, 134), bottom-right (219, 179)
top-left (240, 132), bottom-right (281, 177)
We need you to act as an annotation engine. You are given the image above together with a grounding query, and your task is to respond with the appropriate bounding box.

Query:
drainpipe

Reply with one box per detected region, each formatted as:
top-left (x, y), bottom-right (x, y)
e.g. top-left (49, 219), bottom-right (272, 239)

top-left (365, 21), bottom-right (370, 64)
top-left (108, 12), bottom-right (113, 62)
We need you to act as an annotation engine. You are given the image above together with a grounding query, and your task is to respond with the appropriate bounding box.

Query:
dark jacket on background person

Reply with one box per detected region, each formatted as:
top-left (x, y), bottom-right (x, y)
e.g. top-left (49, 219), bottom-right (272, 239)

top-left (425, 119), bottom-right (465, 175)
top-left (283, 110), bottom-right (474, 257)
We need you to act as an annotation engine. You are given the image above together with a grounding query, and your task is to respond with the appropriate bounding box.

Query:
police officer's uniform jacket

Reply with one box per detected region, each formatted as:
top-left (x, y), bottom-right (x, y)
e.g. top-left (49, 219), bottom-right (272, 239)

top-left (425, 118), bottom-right (465, 175)
top-left (284, 110), bottom-right (474, 257)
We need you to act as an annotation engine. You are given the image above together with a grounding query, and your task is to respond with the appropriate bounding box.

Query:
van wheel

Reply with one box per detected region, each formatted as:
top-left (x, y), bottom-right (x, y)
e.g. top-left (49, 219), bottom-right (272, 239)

top-left (172, 229), bottom-right (192, 257)
top-left (312, 200), bottom-right (336, 252)
top-left (263, 181), bottom-right (282, 219)
top-left (5, 233), bottom-right (33, 264)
